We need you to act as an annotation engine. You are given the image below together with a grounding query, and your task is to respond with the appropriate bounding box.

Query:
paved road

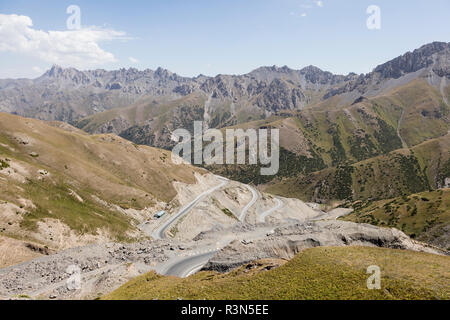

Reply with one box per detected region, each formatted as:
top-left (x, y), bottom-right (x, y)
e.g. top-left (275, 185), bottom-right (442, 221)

top-left (156, 183), bottom-right (258, 277)
top-left (239, 185), bottom-right (258, 222)
top-left (258, 198), bottom-right (283, 223)
top-left (152, 176), bottom-right (229, 240)
top-left (161, 250), bottom-right (219, 277)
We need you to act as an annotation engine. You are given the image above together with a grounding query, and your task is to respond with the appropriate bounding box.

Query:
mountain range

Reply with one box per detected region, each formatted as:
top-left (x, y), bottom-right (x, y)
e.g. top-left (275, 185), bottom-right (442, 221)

top-left (0, 42), bottom-right (449, 205)
top-left (0, 41), bottom-right (449, 300)
top-left (1, 42), bottom-right (447, 125)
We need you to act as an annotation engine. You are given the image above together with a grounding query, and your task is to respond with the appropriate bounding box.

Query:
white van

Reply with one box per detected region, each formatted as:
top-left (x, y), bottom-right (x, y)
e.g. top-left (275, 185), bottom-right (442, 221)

top-left (154, 210), bottom-right (166, 219)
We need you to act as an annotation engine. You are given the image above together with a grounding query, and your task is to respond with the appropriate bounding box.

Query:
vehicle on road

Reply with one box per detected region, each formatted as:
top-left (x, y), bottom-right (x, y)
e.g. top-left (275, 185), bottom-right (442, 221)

top-left (154, 210), bottom-right (167, 219)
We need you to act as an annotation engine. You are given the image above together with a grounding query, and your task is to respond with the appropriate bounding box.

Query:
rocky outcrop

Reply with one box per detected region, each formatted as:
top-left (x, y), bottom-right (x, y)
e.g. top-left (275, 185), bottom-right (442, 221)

top-left (256, 79), bottom-right (308, 112)
top-left (325, 42), bottom-right (450, 99)
top-left (203, 220), bottom-right (446, 272)
top-left (374, 42), bottom-right (450, 79)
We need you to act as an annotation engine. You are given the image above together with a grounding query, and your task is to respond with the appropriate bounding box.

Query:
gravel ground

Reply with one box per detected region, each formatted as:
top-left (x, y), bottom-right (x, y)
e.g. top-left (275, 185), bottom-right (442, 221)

top-left (0, 239), bottom-right (176, 299)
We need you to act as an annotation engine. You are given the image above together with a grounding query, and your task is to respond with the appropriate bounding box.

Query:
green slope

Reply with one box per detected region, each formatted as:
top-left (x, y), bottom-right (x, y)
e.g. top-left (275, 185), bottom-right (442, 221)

top-left (103, 246), bottom-right (450, 300)
top-left (208, 80), bottom-right (449, 194)
top-left (264, 134), bottom-right (449, 203)
top-left (343, 189), bottom-right (450, 251)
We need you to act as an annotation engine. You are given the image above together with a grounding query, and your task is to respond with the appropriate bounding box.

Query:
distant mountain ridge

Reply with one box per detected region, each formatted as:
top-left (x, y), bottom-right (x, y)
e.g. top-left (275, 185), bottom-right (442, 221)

top-left (374, 41), bottom-right (450, 79)
top-left (0, 62), bottom-right (358, 122)
top-left (323, 42), bottom-right (450, 101)
top-left (1, 41), bottom-right (447, 124)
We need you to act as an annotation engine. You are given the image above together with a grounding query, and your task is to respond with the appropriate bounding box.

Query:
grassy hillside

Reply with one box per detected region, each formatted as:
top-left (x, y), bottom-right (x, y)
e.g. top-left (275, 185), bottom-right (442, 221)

top-left (209, 80), bottom-right (449, 196)
top-left (76, 93), bottom-right (208, 143)
top-left (343, 189), bottom-right (450, 251)
top-left (271, 80), bottom-right (445, 164)
top-left (0, 112), bottom-right (201, 252)
top-left (75, 78), bottom-right (449, 206)
top-left (76, 92), bottom-right (265, 149)
top-left (263, 134), bottom-right (449, 203)
top-left (103, 246), bottom-right (450, 300)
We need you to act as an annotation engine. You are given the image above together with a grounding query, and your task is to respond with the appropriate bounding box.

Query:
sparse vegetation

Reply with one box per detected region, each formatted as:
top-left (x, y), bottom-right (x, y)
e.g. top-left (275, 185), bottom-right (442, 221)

top-left (0, 158), bottom-right (10, 169)
top-left (373, 118), bottom-right (403, 154)
top-left (210, 80), bottom-right (449, 206)
top-left (265, 132), bottom-right (446, 205)
top-left (221, 208), bottom-right (238, 220)
top-left (343, 189), bottom-right (450, 250)
top-left (0, 112), bottom-right (200, 248)
top-left (19, 178), bottom-right (133, 241)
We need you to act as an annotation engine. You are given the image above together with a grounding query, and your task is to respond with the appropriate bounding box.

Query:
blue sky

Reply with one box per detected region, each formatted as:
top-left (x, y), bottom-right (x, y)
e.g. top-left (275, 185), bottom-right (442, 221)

top-left (0, 0), bottom-right (449, 78)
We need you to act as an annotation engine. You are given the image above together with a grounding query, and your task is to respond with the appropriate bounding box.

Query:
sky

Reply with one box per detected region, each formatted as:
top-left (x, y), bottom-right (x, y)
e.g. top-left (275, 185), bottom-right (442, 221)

top-left (0, 0), bottom-right (449, 79)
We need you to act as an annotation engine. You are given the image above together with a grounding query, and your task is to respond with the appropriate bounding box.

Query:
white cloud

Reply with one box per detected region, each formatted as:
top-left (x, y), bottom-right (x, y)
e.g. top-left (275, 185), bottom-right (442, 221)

top-left (129, 57), bottom-right (139, 64)
top-left (301, 13), bottom-right (307, 17)
top-left (0, 14), bottom-right (127, 69)
top-left (314, 0), bottom-right (323, 7)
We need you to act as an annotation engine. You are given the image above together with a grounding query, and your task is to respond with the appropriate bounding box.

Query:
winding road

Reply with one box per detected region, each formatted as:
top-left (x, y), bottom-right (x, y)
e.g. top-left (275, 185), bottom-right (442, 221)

top-left (258, 198), bottom-right (283, 223)
top-left (159, 194), bottom-right (286, 278)
top-left (239, 185), bottom-right (258, 222)
top-left (161, 250), bottom-right (219, 278)
top-left (152, 176), bottom-right (229, 240)
top-left (152, 179), bottom-right (259, 277)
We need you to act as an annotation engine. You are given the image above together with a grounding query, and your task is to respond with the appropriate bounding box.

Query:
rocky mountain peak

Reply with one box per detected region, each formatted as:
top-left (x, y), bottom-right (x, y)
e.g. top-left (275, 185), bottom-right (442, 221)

top-left (43, 65), bottom-right (80, 78)
top-left (373, 41), bottom-right (450, 79)
top-left (299, 65), bottom-right (325, 74)
top-left (249, 65), bottom-right (295, 77)
top-left (40, 65), bottom-right (93, 85)
top-left (45, 64), bottom-right (64, 77)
